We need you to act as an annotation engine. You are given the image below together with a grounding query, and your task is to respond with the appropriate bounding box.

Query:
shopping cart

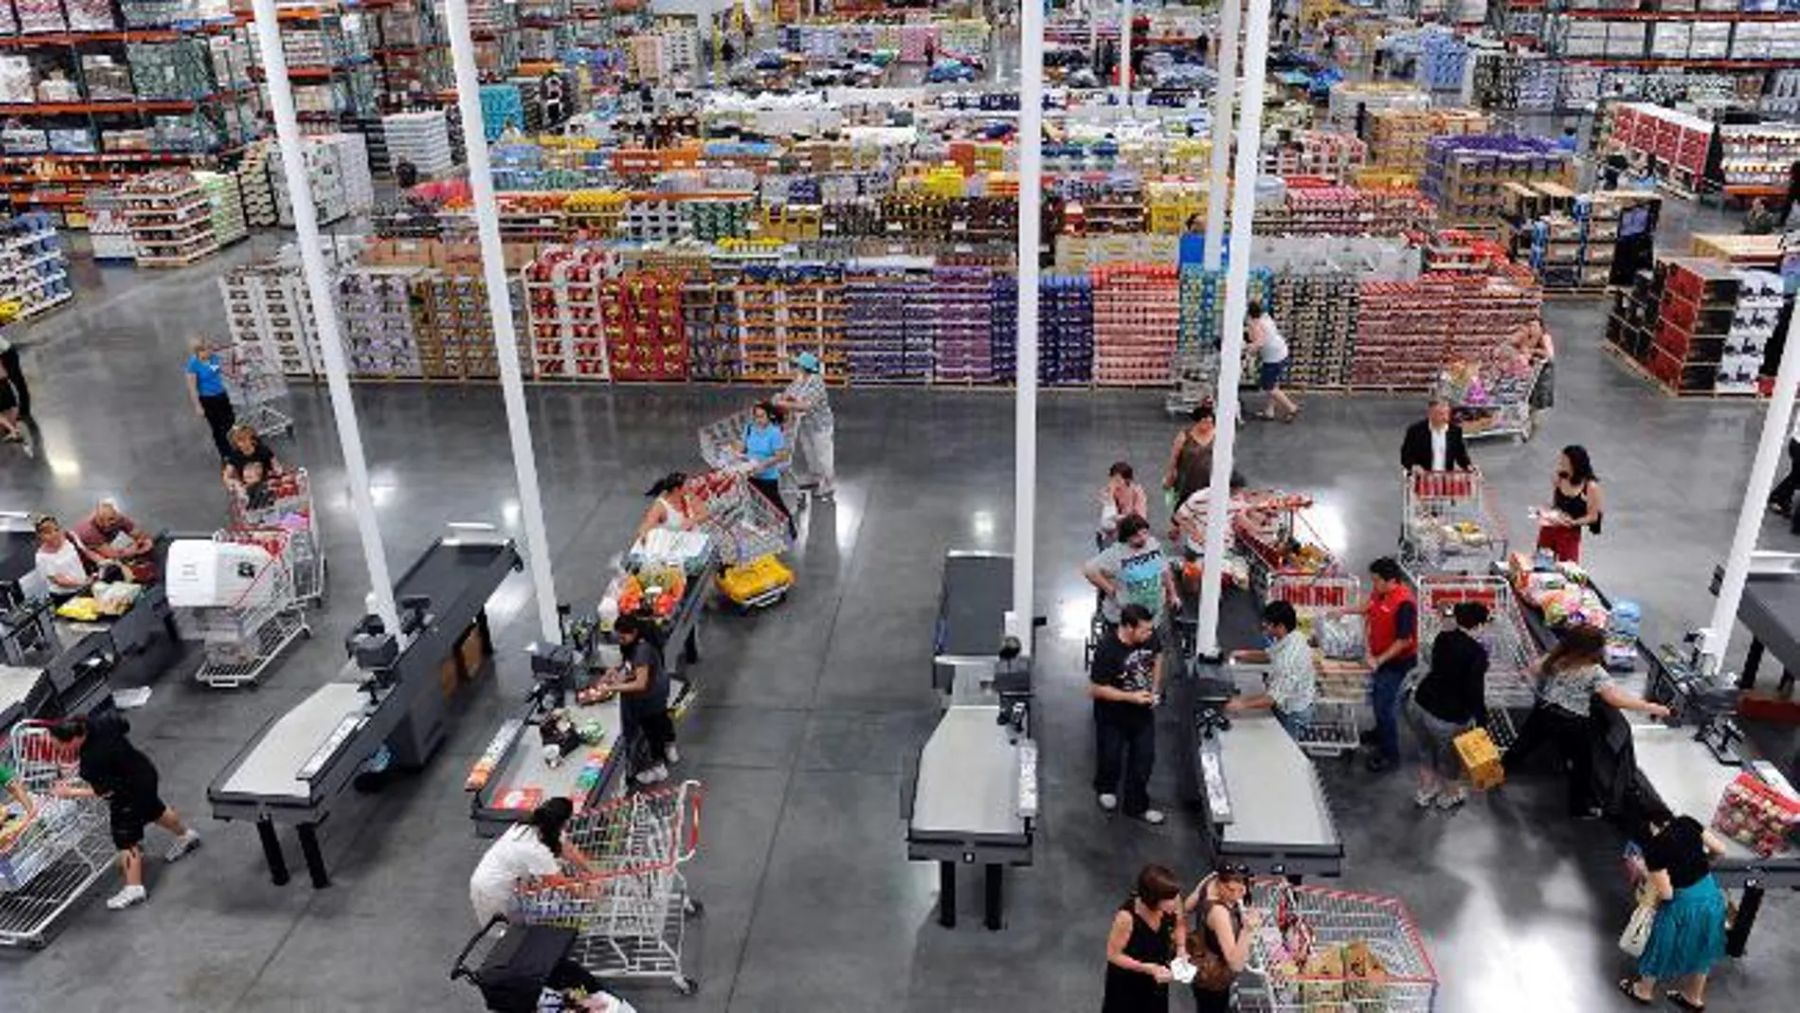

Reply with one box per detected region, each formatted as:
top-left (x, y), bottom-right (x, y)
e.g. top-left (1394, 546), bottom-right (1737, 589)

top-left (1231, 491), bottom-right (1340, 597)
top-left (0, 721), bottom-right (117, 949)
top-left (178, 529), bottom-right (311, 688)
top-left (227, 467), bottom-right (326, 607)
top-left (684, 471), bottom-right (792, 569)
top-left (1264, 572), bottom-right (1366, 757)
top-left (1436, 359), bottom-right (1541, 443)
top-left (1238, 880), bottom-right (1438, 1012)
top-left (697, 407), bottom-right (802, 504)
top-left (1414, 574), bottom-right (1537, 746)
top-left (1399, 469), bottom-right (1507, 575)
top-left (222, 345), bottom-right (295, 439)
top-left (514, 780), bottom-right (705, 996)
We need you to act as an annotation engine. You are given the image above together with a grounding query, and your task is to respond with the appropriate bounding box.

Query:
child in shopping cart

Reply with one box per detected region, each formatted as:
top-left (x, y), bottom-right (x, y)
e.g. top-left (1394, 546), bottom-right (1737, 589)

top-left (221, 424), bottom-right (285, 510)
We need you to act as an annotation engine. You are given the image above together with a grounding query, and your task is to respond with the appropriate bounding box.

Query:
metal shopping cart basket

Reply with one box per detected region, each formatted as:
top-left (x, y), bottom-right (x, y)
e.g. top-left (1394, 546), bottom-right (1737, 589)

top-left (222, 345), bottom-right (295, 439)
top-left (1414, 574), bottom-right (1536, 746)
top-left (697, 407), bottom-right (802, 501)
top-left (227, 467), bottom-right (326, 607)
top-left (0, 721), bottom-right (117, 949)
top-left (1265, 572), bottom-right (1366, 757)
top-left (1400, 469), bottom-right (1508, 575)
top-left (1231, 491), bottom-right (1339, 599)
top-left (1435, 359), bottom-right (1541, 443)
top-left (177, 529), bottom-right (311, 688)
top-left (1238, 880), bottom-right (1438, 1013)
top-left (514, 780), bottom-right (705, 996)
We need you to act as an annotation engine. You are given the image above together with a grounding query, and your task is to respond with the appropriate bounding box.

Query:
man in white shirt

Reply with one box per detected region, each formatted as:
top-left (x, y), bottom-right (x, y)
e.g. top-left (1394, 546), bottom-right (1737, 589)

top-left (1227, 600), bottom-right (1319, 740)
top-left (33, 515), bottom-right (91, 598)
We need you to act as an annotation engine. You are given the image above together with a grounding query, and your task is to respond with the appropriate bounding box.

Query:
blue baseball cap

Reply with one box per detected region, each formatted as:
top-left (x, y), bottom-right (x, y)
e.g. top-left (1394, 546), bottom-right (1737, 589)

top-left (794, 351), bottom-right (822, 373)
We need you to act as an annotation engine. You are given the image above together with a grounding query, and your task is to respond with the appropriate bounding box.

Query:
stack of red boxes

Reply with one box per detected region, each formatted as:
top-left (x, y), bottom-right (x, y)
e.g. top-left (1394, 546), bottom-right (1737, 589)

top-left (1092, 264), bottom-right (1180, 387)
top-left (524, 247), bottom-right (612, 380)
top-left (1648, 257), bottom-right (1738, 395)
top-left (1609, 104), bottom-right (1712, 191)
top-left (605, 272), bottom-right (689, 382)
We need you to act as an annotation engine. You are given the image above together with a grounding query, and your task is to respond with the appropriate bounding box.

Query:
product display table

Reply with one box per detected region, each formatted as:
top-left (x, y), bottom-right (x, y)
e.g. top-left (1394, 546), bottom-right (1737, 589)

top-left (210, 533), bottom-right (521, 887)
top-left (1631, 721), bottom-right (1800, 954)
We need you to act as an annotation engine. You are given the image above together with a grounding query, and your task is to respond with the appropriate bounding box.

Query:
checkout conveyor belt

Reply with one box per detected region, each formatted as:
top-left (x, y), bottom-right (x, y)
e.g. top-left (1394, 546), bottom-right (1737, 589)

top-left (209, 533), bottom-right (521, 887)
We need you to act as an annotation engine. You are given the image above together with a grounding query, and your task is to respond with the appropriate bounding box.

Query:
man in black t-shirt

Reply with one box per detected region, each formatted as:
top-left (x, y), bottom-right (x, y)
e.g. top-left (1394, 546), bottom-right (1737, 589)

top-left (1088, 603), bottom-right (1165, 825)
top-left (611, 615), bottom-right (677, 786)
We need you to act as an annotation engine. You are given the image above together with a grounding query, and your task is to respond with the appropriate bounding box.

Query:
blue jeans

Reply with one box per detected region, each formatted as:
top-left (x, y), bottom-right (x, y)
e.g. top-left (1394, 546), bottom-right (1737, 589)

top-left (1276, 705), bottom-right (1314, 740)
top-left (1370, 661), bottom-right (1413, 762)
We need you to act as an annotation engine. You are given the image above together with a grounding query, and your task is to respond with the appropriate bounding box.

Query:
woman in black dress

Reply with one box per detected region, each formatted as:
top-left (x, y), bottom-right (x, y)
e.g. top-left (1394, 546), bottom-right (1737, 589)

top-left (1102, 864), bottom-right (1183, 1013)
top-left (1183, 864), bottom-right (1259, 1012)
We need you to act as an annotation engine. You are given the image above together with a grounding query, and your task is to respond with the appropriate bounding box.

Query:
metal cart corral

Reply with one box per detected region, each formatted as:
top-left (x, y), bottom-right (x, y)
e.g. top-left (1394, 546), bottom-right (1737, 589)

top-left (209, 531), bottom-right (522, 888)
top-left (907, 551), bottom-right (1039, 931)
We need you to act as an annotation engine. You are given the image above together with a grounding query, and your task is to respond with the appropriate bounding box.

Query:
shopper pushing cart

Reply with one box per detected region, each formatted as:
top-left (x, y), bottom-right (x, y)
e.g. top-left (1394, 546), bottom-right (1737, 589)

top-left (772, 351), bottom-right (835, 498)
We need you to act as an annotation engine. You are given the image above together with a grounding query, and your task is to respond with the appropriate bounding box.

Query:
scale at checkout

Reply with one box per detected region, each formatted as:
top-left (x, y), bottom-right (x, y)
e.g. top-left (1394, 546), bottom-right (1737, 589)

top-left (208, 526), bottom-right (522, 888)
top-left (903, 551), bottom-right (1040, 931)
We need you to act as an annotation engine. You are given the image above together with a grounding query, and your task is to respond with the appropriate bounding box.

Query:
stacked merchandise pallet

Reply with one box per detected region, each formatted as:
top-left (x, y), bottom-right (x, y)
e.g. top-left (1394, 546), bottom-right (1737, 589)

top-left (269, 133), bottom-right (372, 227)
top-left (605, 273), bottom-right (687, 382)
top-left (1257, 186), bottom-right (1437, 236)
top-left (1092, 265), bottom-right (1179, 388)
top-left (1608, 257), bottom-right (1784, 398)
top-left (0, 213), bottom-right (73, 318)
top-left (1367, 109), bottom-right (1489, 178)
top-left (382, 110), bottom-right (455, 178)
top-left (1604, 103), bottom-right (1713, 196)
top-left (121, 170), bottom-right (218, 267)
top-left (1327, 82), bottom-right (1430, 129)
top-left (1503, 185), bottom-right (1654, 294)
top-left (195, 170), bottom-right (246, 247)
top-left (339, 267), bottom-right (424, 378)
top-left (237, 139), bottom-right (278, 228)
top-left (933, 266), bottom-right (997, 384)
top-left (1421, 136), bottom-right (1574, 225)
top-left (844, 265), bottom-right (933, 383)
top-left (1719, 270), bottom-right (1784, 396)
top-left (736, 265), bottom-right (845, 384)
top-left (524, 246), bottom-right (611, 380)
top-left (684, 274), bottom-right (739, 380)
top-left (1270, 271), bottom-right (1360, 391)
top-left (1040, 275), bottom-right (1093, 387)
top-left (1470, 52), bottom-right (1557, 113)
top-left (989, 271), bottom-right (1017, 383)
top-left (1715, 123), bottom-right (1800, 201)
top-left (1353, 273), bottom-right (1541, 390)
top-left (416, 271), bottom-right (529, 380)
top-left (82, 190), bottom-right (136, 261)
top-left (219, 259), bottom-right (320, 378)
top-left (1257, 132), bottom-right (1369, 183)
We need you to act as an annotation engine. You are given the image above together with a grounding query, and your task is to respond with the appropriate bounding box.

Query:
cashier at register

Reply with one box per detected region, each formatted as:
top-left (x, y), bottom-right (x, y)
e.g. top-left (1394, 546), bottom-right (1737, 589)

top-left (73, 498), bottom-right (156, 583)
top-left (1225, 600), bottom-right (1317, 739)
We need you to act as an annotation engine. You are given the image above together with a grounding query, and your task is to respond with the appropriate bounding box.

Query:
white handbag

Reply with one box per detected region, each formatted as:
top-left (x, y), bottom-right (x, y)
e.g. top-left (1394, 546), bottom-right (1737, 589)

top-left (1619, 901), bottom-right (1656, 958)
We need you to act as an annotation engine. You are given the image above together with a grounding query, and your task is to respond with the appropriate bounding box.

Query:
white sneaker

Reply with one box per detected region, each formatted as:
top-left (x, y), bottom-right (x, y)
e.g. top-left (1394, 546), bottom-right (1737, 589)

top-left (165, 830), bottom-right (201, 863)
top-left (663, 744), bottom-right (680, 764)
top-left (1137, 809), bottom-right (1167, 826)
top-left (1435, 788), bottom-right (1468, 811)
top-left (635, 764), bottom-right (669, 786)
top-left (106, 885), bottom-right (147, 910)
top-left (1413, 789), bottom-right (1439, 809)
top-left (1097, 792), bottom-right (1118, 812)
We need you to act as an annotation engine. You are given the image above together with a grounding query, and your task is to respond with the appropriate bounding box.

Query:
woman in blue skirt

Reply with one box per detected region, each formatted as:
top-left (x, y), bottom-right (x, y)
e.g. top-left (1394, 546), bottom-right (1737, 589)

top-left (1620, 801), bottom-right (1730, 1010)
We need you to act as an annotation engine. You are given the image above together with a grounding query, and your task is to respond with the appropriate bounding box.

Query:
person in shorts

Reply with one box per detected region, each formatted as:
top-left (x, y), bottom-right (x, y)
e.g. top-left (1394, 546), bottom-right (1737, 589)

top-left (1405, 601), bottom-right (1490, 811)
top-left (50, 713), bottom-right (201, 910)
top-left (1246, 300), bottom-right (1300, 423)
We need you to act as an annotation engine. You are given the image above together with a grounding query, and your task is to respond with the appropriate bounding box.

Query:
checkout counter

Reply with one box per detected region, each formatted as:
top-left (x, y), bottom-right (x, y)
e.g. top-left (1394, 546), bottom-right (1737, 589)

top-left (209, 527), bottom-right (522, 887)
top-left (1176, 585), bottom-right (1344, 880)
top-left (1712, 554), bottom-right (1800, 697)
top-left (903, 551), bottom-right (1038, 930)
top-left (467, 536), bottom-right (718, 835)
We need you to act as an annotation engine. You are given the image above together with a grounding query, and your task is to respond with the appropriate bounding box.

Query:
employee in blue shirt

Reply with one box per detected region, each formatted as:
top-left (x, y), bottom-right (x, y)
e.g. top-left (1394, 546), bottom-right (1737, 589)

top-left (742, 400), bottom-right (794, 537)
top-left (184, 337), bottom-right (236, 460)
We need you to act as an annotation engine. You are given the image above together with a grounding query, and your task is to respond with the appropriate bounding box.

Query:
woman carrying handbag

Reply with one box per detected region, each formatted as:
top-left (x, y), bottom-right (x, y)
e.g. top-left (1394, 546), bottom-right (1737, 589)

top-left (1182, 864), bottom-right (1259, 1012)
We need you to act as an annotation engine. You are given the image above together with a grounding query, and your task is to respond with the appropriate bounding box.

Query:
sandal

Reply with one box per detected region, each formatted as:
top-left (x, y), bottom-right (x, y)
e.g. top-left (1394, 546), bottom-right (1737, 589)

top-left (1616, 979), bottom-right (1651, 1006)
top-left (1665, 991), bottom-right (1704, 1011)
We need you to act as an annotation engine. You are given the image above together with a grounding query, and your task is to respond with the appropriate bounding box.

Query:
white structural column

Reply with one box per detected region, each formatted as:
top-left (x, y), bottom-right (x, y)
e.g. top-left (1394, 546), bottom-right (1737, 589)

top-left (1203, 0), bottom-right (1243, 271)
top-left (443, 0), bottom-right (563, 643)
top-left (1119, 0), bottom-right (1134, 98)
top-left (1196, 0), bottom-right (1274, 658)
top-left (1705, 309), bottom-right (1800, 672)
top-left (1013, 0), bottom-right (1045, 649)
top-left (249, 0), bottom-right (397, 631)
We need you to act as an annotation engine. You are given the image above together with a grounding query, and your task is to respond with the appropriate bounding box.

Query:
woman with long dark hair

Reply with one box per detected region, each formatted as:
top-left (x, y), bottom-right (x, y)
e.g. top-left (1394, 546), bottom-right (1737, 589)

top-left (1502, 626), bottom-right (1669, 818)
top-left (468, 796), bottom-right (595, 925)
top-left (1182, 863), bottom-right (1258, 1012)
top-left (741, 400), bottom-right (795, 537)
top-left (1536, 445), bottom-right (1605, 563)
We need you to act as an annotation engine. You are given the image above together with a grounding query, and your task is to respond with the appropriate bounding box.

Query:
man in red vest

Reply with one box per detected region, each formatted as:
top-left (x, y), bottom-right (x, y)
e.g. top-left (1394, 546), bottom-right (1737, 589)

top-left (1339, 557), bottom-right (1418, 773)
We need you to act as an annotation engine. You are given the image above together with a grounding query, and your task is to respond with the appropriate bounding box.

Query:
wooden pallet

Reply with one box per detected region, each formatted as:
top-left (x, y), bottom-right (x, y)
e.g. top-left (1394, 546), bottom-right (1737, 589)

top-left (1541, 285), bottom-right (1615, 300)
top-left (1600, 342), bottom-right (1759, 400)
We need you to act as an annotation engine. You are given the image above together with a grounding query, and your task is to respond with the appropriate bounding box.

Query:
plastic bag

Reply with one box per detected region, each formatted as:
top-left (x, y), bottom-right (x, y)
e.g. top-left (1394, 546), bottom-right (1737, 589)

top-left (1619, 902), bottom-right (1655, 958)
top-left (1317, 613), bottom-right (1364, 660)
